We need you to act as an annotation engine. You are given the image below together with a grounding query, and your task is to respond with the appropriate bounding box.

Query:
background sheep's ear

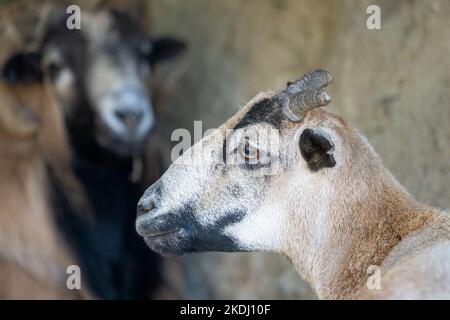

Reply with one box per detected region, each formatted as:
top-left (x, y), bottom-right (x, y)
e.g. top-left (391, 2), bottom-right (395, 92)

top-left (148, 37), bottom-right (187, 65)
top-left (2, 51), bottom-right (43, 84)
top-left (299, 128), bottom-right (336, 172)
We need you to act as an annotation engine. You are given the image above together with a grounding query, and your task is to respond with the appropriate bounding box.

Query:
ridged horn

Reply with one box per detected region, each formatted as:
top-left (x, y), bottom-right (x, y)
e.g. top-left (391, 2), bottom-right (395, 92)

top-left (281, 70), bottom-right (333, 122)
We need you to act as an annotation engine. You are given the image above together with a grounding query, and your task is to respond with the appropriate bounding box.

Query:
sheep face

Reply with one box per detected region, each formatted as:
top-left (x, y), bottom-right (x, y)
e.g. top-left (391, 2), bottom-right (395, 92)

top-left (2, 9), bottom-right (185, 157)
top-left (136, 92), bottom-right (344, 257)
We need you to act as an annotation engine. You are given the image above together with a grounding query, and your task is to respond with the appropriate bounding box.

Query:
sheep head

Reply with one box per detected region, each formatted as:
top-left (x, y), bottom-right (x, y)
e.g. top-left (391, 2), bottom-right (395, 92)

top-left (2, 6), bottom-right (186, 157)
top-left (133, 68), bottom-right (366, 259)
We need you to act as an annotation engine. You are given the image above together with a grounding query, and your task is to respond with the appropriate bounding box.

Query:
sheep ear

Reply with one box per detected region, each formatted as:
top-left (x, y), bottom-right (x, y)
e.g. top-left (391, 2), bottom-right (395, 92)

top-left (148, 37), bottom-right (186, 65)
top-left (2, 52), bottom-right (43, 84)
top-left (299, 128), bottom-right (336, 172)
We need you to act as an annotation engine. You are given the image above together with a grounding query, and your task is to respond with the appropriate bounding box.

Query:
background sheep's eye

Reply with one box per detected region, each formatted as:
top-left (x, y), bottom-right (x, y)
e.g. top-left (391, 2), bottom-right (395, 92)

top-left (47, 61), bottom-right (63, 80)
top-left (240, 140), bottom-right (259, 161)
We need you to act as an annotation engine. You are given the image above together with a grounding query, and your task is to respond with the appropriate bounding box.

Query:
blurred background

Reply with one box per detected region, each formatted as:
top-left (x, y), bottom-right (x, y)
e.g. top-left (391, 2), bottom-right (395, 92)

top-left (0, 0), bottom-right (449, 299)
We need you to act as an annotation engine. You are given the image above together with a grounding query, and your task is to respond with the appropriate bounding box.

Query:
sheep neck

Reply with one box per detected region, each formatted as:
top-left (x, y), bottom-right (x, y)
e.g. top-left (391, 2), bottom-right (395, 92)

top-left (286, 178), bottom-right (438, 299)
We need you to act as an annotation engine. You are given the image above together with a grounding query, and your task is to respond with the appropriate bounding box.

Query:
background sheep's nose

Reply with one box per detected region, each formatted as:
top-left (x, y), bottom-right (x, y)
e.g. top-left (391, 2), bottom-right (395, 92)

top-left (115, 108), bottom-right (144, 129)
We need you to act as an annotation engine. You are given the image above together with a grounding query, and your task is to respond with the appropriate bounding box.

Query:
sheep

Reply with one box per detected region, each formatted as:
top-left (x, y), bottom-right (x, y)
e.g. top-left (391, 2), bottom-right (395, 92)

top-left (0, 6), bottom-right (89, 297)
top-left (0, 80), bottom-right (89, 299)
top-left (2, 6), bottom-right (185, 298)
top-left (136, 70), bottom-right (450, 299)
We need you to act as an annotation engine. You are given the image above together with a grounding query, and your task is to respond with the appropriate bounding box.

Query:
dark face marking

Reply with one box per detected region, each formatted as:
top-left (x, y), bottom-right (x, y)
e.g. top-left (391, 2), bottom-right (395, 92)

top-left (138, 203), bottom-right (246, 256)
top-left (109, 9), bottom-right (149, 56)
top-left (300, 128), bottom-right (336, 172)
top-left (234, 97), bottom-right (283, 130)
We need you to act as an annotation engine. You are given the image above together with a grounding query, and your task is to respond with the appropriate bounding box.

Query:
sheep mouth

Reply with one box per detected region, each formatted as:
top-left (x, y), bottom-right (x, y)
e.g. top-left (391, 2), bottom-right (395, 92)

top-left (96, 125), bottom-right (148, 156)
top-left (142, 228), bottom-right (188, 257)
top-left (144, 228), bottom-right (180, 240)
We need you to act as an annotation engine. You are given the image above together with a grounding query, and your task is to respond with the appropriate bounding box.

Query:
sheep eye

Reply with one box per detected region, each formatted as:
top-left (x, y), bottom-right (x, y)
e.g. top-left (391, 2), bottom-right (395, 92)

top-left (240, 140), bottom-right (259, 161)
top-left (47, 61), bottom-right (64, 80)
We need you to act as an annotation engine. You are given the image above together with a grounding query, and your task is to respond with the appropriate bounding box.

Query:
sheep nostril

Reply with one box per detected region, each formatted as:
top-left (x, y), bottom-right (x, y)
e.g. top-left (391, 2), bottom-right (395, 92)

top-left (137, 200), bottom-right (155, 218)
top-left (115, 109), bottom-right (143, 129)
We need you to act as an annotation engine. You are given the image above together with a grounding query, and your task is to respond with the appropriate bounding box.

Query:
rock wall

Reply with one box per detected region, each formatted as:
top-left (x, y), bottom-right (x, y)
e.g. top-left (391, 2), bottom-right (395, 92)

top-left (149, 0), bottom-right (450, 299)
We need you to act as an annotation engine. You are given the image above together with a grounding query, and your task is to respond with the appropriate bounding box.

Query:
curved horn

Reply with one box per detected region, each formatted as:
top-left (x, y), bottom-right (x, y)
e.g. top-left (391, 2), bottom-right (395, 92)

top-left (282, 70), bottom-right (333, 122)
top-left (0, 83), bottom-right (40, 139)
